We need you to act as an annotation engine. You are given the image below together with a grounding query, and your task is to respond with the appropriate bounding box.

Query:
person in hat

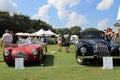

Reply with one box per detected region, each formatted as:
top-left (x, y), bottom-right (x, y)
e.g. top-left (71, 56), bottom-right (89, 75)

top-left (1, 30), bottom-right (13, 48)
top-left (104, 27), bottom-right (114, 44)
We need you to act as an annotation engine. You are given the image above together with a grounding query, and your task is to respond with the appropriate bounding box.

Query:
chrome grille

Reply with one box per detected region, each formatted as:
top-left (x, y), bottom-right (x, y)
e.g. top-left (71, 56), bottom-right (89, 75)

top-left (94, 43), bottom-right (109, 56)
top-left (14, 52), bottom-right (28, 59)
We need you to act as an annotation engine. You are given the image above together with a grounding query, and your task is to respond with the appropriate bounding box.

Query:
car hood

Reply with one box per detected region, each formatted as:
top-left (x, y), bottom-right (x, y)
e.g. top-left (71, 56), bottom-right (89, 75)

top-left (4, 44), bottom-right (42, 55)
top-left (80, 39), bottom-right (107, 46)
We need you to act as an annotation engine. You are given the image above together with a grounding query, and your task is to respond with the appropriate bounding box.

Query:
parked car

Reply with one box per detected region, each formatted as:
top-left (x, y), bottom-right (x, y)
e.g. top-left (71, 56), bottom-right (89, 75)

top-left (3, 39), bottom-right (47, 66)
top-left (70, 35), bottom-right (79, 44)
top-left (75, 31), bottom-right (120, 65)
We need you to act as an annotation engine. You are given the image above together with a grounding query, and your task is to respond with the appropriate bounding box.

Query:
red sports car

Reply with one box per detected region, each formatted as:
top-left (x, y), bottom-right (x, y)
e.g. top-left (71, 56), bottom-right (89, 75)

top-left (3, 40), bottom-right (47, 66)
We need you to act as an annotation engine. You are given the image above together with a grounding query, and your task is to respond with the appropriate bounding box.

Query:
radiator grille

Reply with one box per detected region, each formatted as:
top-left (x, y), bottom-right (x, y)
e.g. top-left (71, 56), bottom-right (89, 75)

top-left (14, 52), bottom-right (28, 59)
top-left (94, 43), bottom-right (109, 56)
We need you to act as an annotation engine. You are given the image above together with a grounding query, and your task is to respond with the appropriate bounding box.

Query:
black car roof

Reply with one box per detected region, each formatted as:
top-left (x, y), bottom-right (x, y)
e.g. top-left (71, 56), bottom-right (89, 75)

top-left (80, 30), bottom-right (105, 39)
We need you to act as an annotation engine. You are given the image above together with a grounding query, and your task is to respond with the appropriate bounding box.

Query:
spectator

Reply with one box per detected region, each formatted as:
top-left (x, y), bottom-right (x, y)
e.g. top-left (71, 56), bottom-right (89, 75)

top-left (27, 35), bottom-right (32, 41)
top-left (10, 31), bottom-right (18, 46)
top-left (104, 28), bottom-right (114, 44)
top-left (44, 36), bottom-right (49, 45)
top-left (64, 34), bottom-right (70, 53)
top-left (57, 34), bottom-right (62, 51)
top-left (114, 22), bottom-right (120, 41)
top-left (62, 35), bottom-right (65, 46)
top-left (41, 36), bottom-right (45, 43)
top-left (1, 30), bottom-right (13, 48)
top-left (18, 36), bottom-right (23, 44)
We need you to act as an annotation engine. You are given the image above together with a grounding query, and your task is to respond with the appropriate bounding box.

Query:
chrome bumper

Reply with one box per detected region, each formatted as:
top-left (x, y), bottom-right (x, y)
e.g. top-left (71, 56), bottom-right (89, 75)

top-left (79, 56), bottom-right (120, 59)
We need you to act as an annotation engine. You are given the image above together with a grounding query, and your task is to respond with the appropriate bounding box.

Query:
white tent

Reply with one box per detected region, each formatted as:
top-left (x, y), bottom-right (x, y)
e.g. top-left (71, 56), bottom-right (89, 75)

top-left (46, 29), bottom-right (56, 36)
top-left (31, 28), bottom-right (56, 36)
top-left (31, 28), bottom-right (47, 36)
top-left (16, 32), bottom-right (23, 36)
top-left (16, 32), bottom-right (30, 36)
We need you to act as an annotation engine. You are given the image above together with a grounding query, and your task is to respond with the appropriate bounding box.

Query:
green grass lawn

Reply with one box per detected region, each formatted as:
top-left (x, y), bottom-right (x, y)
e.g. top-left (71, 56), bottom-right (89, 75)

top-left (1, 44), bottom-right (120, 80)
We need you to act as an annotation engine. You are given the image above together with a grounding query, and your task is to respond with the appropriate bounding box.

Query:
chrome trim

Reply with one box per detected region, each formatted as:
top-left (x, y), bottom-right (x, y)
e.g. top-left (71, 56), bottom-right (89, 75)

top-left (94, 43), bottom-right (109, 56)
top-left (14, 52), bottom-right (28, 59)
top-left (78, 56), bottom-right (120, 59)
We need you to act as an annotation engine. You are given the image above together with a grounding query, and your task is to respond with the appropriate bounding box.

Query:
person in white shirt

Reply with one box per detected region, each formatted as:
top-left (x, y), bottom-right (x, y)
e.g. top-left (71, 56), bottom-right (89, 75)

top-left (1, 30), bottom-right (13, 48)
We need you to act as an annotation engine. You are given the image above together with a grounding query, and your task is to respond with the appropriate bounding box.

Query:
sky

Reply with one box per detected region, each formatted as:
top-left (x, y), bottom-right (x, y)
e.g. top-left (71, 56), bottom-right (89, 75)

top-left (0, 0), bottom-right (120, 31)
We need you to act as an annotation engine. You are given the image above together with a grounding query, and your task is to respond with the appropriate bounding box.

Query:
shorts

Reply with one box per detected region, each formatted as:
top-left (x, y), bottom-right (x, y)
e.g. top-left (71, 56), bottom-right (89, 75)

top-left (64, 43), bottom-right (70, 47)
top-left (3, 42), bottom-right (11, 48)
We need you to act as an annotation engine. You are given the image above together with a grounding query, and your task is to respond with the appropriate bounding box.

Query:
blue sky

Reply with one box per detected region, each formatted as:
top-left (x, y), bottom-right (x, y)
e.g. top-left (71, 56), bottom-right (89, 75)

top-left (0, 0), bottom-right (120, 31)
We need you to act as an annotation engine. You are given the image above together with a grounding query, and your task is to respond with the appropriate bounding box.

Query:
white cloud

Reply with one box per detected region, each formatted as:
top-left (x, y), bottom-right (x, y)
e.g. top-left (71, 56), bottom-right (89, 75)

top-left (97, 18), bottom-right (109, 30)
top-left (66, 12), bottom-right (87, 28)
top-left (48, 0), bottom-right (80, 19)
top-left (32, 4), bottom-right (51, 22)
top-left (0, 0), bottom-right (17, 14)
top-left (96, 0), bottom-right (114, 10)
top-left (32, 0), bottom-right (80, 23)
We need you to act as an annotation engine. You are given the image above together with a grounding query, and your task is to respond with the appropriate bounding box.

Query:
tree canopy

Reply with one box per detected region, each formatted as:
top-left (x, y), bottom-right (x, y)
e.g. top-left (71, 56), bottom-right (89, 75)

top-left (0, 11), bottom-right (101, 37)
top-left (0, 11), bottom-right (54, 37)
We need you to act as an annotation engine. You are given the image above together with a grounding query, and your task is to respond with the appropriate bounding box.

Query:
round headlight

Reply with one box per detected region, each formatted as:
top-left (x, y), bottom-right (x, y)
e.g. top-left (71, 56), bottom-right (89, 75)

top-left (32, 49), bottom-right (38, 55)
top-left (80, 47), bottom-right (87, 54)
top-left (119, 47), bottom-right (120, 52)
top-left (4, 50), bottom-right (10, 56)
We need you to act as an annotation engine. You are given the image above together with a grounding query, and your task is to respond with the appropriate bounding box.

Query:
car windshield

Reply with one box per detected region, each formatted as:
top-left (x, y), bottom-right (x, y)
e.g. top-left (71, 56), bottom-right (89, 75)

top-left (18, 39), bottom-right (33, 46)
top-left (80, 31), bottom-right (105, 39)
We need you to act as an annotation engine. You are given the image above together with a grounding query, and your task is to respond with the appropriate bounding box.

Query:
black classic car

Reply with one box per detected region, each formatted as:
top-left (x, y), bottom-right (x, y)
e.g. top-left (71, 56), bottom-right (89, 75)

top-left (75, 31), bottom-right (120, 65)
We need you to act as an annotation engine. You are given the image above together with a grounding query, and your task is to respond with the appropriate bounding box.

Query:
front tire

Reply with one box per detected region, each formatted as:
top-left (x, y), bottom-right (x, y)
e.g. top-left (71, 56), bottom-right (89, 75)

top-left (75, 47), bottom-right (86, 65)
top-left (6, 62), bottom-right (14, 66)
top-left (76, 53), bottom-right (86, 65)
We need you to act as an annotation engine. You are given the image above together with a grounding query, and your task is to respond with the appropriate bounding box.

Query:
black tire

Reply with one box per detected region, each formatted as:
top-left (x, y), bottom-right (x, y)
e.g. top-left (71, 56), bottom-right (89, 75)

top-left (6, 62), bottom-right (14, 66)
top-left (75, 47), bottom-right (86, 65)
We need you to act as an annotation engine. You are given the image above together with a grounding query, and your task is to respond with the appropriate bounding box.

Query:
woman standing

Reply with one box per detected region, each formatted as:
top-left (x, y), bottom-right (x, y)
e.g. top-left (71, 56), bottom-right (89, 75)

top-left (57, 34), bottom-right (62, 51)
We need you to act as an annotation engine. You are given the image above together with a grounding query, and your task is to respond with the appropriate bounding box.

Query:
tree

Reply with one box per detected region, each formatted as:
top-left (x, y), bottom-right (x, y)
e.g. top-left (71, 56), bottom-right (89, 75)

top-left (70, 26), bottom-right (82, 35)
top-left (0, 11), bottom-right (11, 35)
top-left (0, 11), bottom-right (55, 36)
top-left (13, 14), bottom-right (31, 32)
top-left (56, 28), bottom-right (72, 35)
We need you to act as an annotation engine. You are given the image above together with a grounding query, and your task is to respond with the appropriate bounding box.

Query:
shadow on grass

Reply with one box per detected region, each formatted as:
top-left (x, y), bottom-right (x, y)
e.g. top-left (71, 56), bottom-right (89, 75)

top-left (83, 59), bottom-right (120, 67)
top-left (0, 60), bottom-right (4, 62)
top-left (2, 54), bottom-right (55, 67)
top-left (24, 54), bottom-right (55, 67)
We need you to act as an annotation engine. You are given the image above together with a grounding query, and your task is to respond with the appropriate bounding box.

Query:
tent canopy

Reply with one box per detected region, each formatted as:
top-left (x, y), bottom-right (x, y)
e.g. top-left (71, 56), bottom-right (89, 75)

top-left (16, 32), bottom-right (30, 36)
top-left (46, 29), bottom-right (56, 36)
top-left (31, 28), bottom-right (46, 36)
top-left (31, 28), bottom-right (56, 36)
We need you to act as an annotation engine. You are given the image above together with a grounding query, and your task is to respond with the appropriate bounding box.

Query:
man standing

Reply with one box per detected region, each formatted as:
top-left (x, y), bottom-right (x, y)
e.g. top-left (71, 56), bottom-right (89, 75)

top-left (10, 31), bottom-right (18, 44)
top-left (1, 30), bottom-right (13, 48)
top-left (64, 34), bottom-right (70, 53)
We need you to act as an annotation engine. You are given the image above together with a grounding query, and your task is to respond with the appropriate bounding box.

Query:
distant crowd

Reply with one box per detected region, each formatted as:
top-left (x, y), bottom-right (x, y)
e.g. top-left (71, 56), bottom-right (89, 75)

top-left (0, 30), bottom-right (56, 48)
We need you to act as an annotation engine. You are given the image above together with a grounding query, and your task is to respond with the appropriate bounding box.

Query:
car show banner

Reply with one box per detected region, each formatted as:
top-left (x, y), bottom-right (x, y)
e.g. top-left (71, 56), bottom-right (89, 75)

top-left (102, 57), bottom-right (113, 69)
